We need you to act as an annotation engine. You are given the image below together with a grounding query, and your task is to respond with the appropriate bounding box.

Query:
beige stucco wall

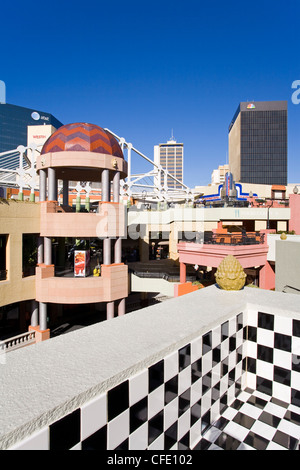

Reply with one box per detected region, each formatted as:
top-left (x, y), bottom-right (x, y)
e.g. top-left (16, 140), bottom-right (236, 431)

top-left (228, 113), bottom-right (241, 182)
top-left (0, 200), bottom-right (40, 307)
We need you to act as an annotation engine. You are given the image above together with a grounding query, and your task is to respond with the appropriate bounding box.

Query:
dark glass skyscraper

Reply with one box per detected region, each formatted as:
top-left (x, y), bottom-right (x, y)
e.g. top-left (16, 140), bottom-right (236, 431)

top-left (0, 103), bottom-right (63, 153)
top-left (228, 101), bottom-right (287, 185)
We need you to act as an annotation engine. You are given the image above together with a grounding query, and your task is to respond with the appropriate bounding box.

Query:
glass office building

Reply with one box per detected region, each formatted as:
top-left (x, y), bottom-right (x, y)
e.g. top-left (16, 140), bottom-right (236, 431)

top-left (0, 103), bottom-right (63, 153)
top-left (228, 101), bottom-right (287, 185)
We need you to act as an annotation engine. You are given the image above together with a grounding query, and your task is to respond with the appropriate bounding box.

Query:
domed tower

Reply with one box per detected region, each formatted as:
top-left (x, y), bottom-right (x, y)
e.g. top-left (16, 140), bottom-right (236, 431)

top-left (33, 123), bottom-right (128, 339)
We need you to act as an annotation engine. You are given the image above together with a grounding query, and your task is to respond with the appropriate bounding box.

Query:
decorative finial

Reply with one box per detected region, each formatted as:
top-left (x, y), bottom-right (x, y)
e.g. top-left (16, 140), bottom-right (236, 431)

top-left (215, 255), bottom-right (246, 291)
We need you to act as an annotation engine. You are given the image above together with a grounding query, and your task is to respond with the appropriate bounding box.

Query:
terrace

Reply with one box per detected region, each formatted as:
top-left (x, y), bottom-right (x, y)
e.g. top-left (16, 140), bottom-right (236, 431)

top-left (0, 285), bottom-right (299, 451)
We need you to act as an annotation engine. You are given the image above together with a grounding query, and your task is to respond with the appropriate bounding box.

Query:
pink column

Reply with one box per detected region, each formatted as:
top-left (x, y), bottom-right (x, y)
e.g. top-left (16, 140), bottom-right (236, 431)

top-left (180, 262), bottom-right (186, 284)
top-left (259, 261), bottom-right (275, 290)
top-left (289, 193), bottom-right (300, 234)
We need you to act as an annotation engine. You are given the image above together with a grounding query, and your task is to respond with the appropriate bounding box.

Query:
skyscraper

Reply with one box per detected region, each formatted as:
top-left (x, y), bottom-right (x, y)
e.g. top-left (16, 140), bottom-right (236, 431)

top-left (228, 101), bottom-right (287, 185)
top-left (154, 136), bottom-right (184, 189)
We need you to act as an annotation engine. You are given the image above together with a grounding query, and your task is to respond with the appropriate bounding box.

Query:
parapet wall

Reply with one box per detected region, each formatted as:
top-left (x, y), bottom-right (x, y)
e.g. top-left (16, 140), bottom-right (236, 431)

top-left (1, 286), bottom-right (299, 450)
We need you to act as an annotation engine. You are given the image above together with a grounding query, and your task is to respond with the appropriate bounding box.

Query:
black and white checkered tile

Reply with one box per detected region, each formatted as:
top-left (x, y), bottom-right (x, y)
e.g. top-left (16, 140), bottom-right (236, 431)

top-left (10, 310), bottom-right (300, 450)
top-left (194, 387), bottom-right (300, 450)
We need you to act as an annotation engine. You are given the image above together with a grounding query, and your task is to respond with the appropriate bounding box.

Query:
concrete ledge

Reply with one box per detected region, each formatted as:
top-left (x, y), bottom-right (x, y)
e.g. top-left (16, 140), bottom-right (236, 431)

top-left (0, 286), bottom-right (300, 449)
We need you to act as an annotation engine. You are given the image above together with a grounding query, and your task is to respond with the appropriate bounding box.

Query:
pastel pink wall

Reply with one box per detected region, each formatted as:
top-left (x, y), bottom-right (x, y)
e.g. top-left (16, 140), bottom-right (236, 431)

top-left (289, 194), bottom-right (300, 234)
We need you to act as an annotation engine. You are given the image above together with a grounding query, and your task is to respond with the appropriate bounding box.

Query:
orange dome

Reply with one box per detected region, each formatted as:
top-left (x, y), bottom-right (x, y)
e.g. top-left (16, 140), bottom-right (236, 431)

top-left (41, 122), bottom-right (123, 158)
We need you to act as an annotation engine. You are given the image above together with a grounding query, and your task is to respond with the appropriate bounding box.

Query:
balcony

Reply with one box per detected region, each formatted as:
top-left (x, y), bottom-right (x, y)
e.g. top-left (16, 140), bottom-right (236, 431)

top-left (1, 286), bottom-right (299, 450)
top-left (40, 201), bottom-right (126, 238)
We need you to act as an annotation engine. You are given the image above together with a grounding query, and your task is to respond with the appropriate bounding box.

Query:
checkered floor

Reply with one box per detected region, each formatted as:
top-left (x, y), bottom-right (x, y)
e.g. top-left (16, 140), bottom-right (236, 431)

top-left (193, 388), bottom-right (300, 450)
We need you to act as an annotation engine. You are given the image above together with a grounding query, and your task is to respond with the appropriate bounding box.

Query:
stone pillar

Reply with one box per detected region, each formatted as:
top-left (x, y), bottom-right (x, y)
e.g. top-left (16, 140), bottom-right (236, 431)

top-left (31, 300), bottom-right (39, 327)
top-left (48, 168), bottom-right (57, 201)
top-left (118, 298), bottom-right (126, 316)
top-left (39, 169), bottom-right (46, 201)
top-left (39, 302), bottom-right (47, 331)
top-left (107, 302), bottom-right (114, 320)
top-left (44, 237), bottom-right (52, 265)
top-left (37, 237), bottom-right (44, 264)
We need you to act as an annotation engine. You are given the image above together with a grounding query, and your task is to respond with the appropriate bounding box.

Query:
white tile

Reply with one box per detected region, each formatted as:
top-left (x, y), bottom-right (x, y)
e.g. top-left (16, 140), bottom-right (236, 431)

top-left (220, 338), bottom-right (229, 360)
top-left (239, 402), bottom-right (263, 419)
top-left (178, 409), bottom-right (190, 440)
top-left (246, 309), bottom-right (258, 327)
top-left (178, 365), bottom-right (191, 395)
top-left (256, 359), bottom-right (273, 380)
top-left (291, 369), bottom-right (300, 391)
top-left (222, 406), bottom-right (239, 421)
top-left (212, 325), bottom-right (221, 348)
top-left (148, 384), bottom-right (164, 420)
top-left (81, 392), bottom-right (107, 441)
top-left (292, 336), bottom-right (300, 356)
top-left (164, 351), bottom-right (178, 382)
top-left (129, 422), bottom-right (148, 450)
top-left (223, 421), bottom-right (250, 441)
top-left (191, 336), bottom-right (202, 362)
top-left (246, 340), bottom-right (257, 359)
top-left (164, 397), bottom-right (178, 430)
top-left (201, 390), bottom-right (212, 416)
top-left (190, 420), bottom-right (201, 449)
top-left (257, 328), bottom-right (274, 348)
top-left (211, 363), bottom-right (221, 387)
top-left (264, 401), bottom-right (287, 418)
top-left (274, 349), bottom-right (292, 370)
top-left (9, 427), bottom-right (49, 450)
top-left (246, 372), bottom-right (257, 391)
top-left (70, 442), bottom-right (82, 450)
top-left (238, 390), bottom-right (252, 403)
top-left (202, 350), bottom-right (212, 375)
top-left (274, 315), bottom-right (292, 336)
top-left (251, 420), bottom-right (277, 441)
top-left (237, 442), bottom-right (255, 450)
top-left (253, 389), bottom-right (272, 402)
top-left (191, 379), bottom-right (202, 406)
top-left (148, 433), bottom-right (164, 450)
top-left (210, 401), bottom-right (220, 424)
top-left (129, 369), bottom-right (148, 406)
top-left (272, 382), bottom-right (291, 404)
top-left (277, 419), bottom-right (300, 439)
top-left (203, 426), bottom-right (222, 443)
top-left (228, 317), bottom-right (237, 337)
top-left (266, 441), bottom-right (287, 450)
top-left (107, 409), bottom-right (129, 450)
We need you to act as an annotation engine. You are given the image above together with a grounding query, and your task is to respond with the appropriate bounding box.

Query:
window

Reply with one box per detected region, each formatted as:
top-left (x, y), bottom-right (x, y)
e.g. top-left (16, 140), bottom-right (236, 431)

top-left (0, 235), bottom-right (8, 281)
top-left (22, 234), bottom-right (38, 277)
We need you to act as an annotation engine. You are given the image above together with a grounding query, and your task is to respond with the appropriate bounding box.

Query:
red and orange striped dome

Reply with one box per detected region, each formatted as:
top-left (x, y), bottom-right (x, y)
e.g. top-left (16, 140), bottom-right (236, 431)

top-left (41, 123), bottom-right (123, 158)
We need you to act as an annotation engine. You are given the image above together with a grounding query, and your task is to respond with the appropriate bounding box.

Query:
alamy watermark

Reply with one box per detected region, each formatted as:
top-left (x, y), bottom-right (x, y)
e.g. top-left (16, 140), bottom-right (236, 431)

top-left (291, 80), bottom-right (300, 104)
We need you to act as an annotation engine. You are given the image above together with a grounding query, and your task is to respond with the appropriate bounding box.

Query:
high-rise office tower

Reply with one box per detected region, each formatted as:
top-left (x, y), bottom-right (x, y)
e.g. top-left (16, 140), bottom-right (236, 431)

top-left (154, 136), bottom-right (184, 189)
top-left (228, 101), bottom-right (287, 185)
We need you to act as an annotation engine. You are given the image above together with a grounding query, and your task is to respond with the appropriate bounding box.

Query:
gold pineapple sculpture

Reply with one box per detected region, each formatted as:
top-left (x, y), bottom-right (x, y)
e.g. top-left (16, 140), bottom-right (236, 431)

top-left (215, 255), bottom-right (246, 291)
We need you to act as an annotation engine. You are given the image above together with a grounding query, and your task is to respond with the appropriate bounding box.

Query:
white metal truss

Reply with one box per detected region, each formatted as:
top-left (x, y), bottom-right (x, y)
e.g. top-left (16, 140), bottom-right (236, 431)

top-left (0, 129), bottom-right (194, 203)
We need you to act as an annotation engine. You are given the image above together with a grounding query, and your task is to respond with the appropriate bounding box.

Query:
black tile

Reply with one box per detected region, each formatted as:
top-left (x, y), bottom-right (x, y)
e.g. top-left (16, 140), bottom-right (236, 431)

top-left (247, 356), bottom-right (256, 374)
top-left (236, 345), bottom-right (243, 364)
top-left (231, 398), bottom-right (243, 410)
top-left (274, 332), bottom-right (291, 352)
top-left (82, 425), bottom-right (107, 450)
top-left (164, 375), bottom-right (178, 405)
top-left (49, 408), bottom-right (80, 450)
top-left (229, 334), bottom-right (236, 352)
top-left (272, 430), bottom-right (298, 450)
top-left (212, 346), bottom-right (221, 365)
top-left (292, 354), bottom-right (300, 373)
top-left (148, 410), bottom-right (164, 445)
top-left (107, 380), bottom-right (129, 421)
top-left (221, 357), bottom-right (228, 377)
top-left (214, 415), bottom-right (229, 431)
top-left (233, 412), bottom-right (255, 429)
top-left (179, 344), bottom-right (191, 371)
top-left (202, 372), bottom-right (211, 395)
top-left (258, 312), bottom-right (274, 331)
top-left (178, 431), bottom-right (190, 450)
top-left (130, 396), bottom-right (148, 433)
top-left (291, 388), bottom-right (300, 407)
top-left (164, 422), bottom-right (178, 450)
top-left (274, 365), bottom-right (291, 387)
top-left (214, 432), bottom-right (241, 450)
top-left (193, 438), bottom-right (211, 450)
top-left (244, 431), bottom-right (269, 450)
top-left (283, 410), bottom-right (300, 425)
top-left (211, 382), bottom-right (220, 404)
top-left (201, 410), bottom-right (211, 433)
top-left (258, 344), bottom-right (273, 363)
top-left (258, 411), bottom-right (280, 428)
top-left (191, 358), bottom-right (202, 383)
top-left (221, 321), bottom-right (229, 341)
top-left (115, 438), bottom-right (128, 450)
top-left (256, 376), bottom-right (272, 396)
top-left (236, 312), bottom-right (243, 331)
top-left (293, 319), bottom-right (300, 338)
top-left (191, 401), bottom-right (201, 426)
top-left (202, 331), bottom-right (212, 354)
top-left (149, 360), bottom-right (164, 393)
top-left (247, 395), bottom-right (267, 409)
top-left (270, 397), bottom-right (289, 408)
top-left (179, 388), bottom-right (190, 416)
top-left (228, 368), bottom-right (235, 386)
top-left (219, 394), bottom-right (227, 414)
top-left (247, 326), bottom-right (257, 342)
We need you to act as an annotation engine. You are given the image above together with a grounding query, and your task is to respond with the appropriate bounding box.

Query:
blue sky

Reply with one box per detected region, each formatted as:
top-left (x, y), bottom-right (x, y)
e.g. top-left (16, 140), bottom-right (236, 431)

top-left (1, 0), bottom-right (299, 187)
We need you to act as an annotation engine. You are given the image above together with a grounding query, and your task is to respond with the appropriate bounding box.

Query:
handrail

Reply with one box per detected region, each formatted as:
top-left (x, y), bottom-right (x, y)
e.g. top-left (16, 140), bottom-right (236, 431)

top-left (0, 330), bottom-right (36, 354)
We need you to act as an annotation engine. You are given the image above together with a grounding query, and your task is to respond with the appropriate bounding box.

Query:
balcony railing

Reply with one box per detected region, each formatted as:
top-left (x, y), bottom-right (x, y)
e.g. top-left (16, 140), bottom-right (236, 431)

top-left (0, 330), bottom-right (36, 355)
top-left (204, 232), bottom-right (265, 245)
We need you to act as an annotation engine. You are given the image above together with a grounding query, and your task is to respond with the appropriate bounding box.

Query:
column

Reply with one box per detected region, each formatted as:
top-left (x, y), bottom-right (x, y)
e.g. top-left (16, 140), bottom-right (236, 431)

top-left (39, 302), bottom-right (47, 331)
top-left (48, 167), bottom-right (57, 201)
top-left (180, 262), bottom-right (186, 284)
top-left (39, 169), bottom-right (46, 201)
top-left (44, 237), bottom-right (52, 265)
top-left (107, 302), bottom-right (114, 320)
top-left (31, 300), bottom-right (39, 328)
top-left (37, 237), bottom-right (44, 264)
top-left (118, 298), bottom-right (125, 316)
